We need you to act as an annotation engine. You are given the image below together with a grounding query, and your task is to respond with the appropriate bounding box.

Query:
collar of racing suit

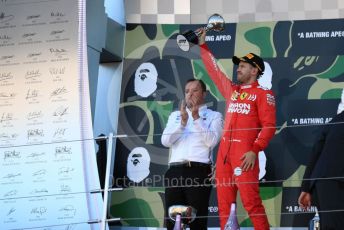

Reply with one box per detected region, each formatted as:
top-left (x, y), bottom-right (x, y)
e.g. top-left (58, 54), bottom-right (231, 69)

top-left (239, 81), bottom-right (259, 90)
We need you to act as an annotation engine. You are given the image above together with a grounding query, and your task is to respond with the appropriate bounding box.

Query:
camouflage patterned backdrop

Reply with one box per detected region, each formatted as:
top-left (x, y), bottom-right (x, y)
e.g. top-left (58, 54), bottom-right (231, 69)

top-left (110, 18), bottom-right (344, 228)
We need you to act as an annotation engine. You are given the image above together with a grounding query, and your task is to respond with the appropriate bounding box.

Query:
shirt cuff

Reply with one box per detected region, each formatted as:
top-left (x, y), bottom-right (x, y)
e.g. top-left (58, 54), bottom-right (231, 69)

top-left (251, 144), bottom-right (261, 155)
top-left (200, 43), bottom-right (208, 49)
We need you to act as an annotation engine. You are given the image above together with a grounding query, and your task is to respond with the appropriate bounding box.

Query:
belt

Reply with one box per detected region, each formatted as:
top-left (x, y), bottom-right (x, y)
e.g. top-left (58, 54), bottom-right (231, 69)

top-left (169, 161), bottom-right (211, 168)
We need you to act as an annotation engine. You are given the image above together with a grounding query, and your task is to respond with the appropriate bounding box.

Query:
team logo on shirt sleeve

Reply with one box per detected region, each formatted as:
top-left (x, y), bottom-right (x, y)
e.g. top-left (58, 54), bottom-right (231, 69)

top-left (266, 94), bottom-right (275, 106)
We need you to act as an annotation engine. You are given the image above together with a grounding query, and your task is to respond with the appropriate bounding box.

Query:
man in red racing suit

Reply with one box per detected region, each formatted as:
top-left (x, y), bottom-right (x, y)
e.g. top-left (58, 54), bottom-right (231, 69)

top-left (198, 29), bottom-right (276, 230)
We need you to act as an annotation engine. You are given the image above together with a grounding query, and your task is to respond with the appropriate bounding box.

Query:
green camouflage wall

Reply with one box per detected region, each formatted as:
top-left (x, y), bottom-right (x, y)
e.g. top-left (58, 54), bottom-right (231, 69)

top-left (110, 19), bottom-right (344, 228)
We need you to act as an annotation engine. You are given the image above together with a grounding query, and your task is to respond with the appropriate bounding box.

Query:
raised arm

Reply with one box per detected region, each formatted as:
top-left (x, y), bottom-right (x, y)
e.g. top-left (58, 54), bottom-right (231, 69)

top-left (198, 28), bottom-right (234, 99)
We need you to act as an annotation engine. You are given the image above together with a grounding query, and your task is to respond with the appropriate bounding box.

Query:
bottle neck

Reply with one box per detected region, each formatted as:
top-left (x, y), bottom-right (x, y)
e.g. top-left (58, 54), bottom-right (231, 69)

top-left (230, 203), bottom-right (236, 211)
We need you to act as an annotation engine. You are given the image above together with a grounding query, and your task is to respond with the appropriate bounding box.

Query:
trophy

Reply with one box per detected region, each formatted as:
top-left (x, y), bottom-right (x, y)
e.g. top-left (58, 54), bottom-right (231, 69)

top-left (168, 205), bottom-right (197, 230)
top-left (177, 13), bottom-right (225, 51)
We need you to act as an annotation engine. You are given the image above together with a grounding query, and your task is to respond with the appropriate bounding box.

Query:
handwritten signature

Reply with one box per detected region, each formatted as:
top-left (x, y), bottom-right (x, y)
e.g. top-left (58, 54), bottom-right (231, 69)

top-left (65, 224), bottom-right (76, 230)
top-left (53, 128), bottom-right (67, 137)
top-left (51, 12), bottom-right (65, 17)
top-left (25, 69), bottom-right (41, 79)
top-left (0, 55), bottom-right (14, 61)
top-left (58, 167), bottom-right (74, 175)
top-left (50, 87), bottom-right (68, 98)
top-left (0, 132), bottom-right (18, 140)
top-left (3, 173), bottom-right (21, 179)
top-left (53, 106), bottom-right (68, 117)
top-left (50, 30), bottom-right (65, 36)
top-left (55, 146), bottom-right (72, 155)
top-left (26, 89), bottom-right (39, 100)
top-left (0, 12), bottom-right (14, 24)
top-left (31, 207), bottom-right (47, 216)
top-left (26, 111), bottom-right (43, 120)
top-left (27, 152), bottom-right (45, 158)
top-left (49, 48), bottom-right (67, 56)
top-left (30, 188), bottom-right (48, 194)
top-left (4, 189), bottom-right (17, 197)
top-left (32, 169), bottom-right (46, 176)
top-left (27, 52), bottom-right (42, 58)
top-left (60, 184), bottom-right (71, 193)
top-left (27, 129), bottom-right (44, 139)
top-left (59, 205), bottom-right (76, 217)
top-left (3, 150), bottom-right (20, 160)
top-left (0, 112), bottom-right (13, 123)
top-left (27, 15), bottom-right (40, 20)
top-left (22, 32), bottom-right (37, 39)
top-left (0, 72), bottom-right (13, 81)
top-left (0, 35), bottom-right (10, 40)
top-left (49, 67), bottom-right (65, 75)
top-left (0, 92), bottom-right (15, 98)
top-left (7, 207), bottom-right (15, 216)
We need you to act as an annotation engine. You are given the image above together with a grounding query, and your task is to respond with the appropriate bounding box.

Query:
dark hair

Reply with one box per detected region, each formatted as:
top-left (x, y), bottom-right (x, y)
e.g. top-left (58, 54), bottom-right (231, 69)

top-left (186, 79), bottom-right (206, 92)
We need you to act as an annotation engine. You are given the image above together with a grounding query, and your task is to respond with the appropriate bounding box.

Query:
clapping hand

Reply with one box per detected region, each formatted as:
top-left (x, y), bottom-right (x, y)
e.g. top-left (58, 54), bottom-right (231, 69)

top-left (180, 99), bottom-right (188, 127)
top-left (187, 95), bottom-right (200, 121)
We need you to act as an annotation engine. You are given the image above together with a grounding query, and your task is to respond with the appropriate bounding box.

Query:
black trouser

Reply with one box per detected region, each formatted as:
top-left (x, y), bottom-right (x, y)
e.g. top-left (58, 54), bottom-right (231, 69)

top-left (315, 180), bottom-right (344, 230)
top-left (164, 163), bottom-right (212, 230)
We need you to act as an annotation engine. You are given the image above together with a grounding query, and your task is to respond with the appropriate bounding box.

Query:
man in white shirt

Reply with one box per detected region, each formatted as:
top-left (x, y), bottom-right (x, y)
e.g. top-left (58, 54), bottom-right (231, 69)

top-left (161, 79), bottom-right (223, 230)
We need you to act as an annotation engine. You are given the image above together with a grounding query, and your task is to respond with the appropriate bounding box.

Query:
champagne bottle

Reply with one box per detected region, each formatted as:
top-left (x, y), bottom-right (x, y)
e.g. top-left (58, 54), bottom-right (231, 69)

top-left (309, 210), bottom-right (320, 230)
top-left (224, 203), bottom-right (240, 230)
top-left (173, 214), bottom-right (182, 230)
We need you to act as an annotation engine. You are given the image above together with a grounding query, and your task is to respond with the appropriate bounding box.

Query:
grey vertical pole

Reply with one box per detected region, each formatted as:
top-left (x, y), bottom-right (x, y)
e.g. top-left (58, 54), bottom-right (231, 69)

top-left (101, 132), bottom-right (113, 230)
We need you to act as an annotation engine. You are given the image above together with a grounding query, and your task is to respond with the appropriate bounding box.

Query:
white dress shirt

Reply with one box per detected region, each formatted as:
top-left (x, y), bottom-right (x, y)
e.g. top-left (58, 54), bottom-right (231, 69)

top-left (161, 105), bottom-right (223, 164)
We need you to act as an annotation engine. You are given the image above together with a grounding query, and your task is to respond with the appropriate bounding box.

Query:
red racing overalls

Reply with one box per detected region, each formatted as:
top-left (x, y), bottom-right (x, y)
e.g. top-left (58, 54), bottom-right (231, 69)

top-left (200, 44), bottom-right (276, 230)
